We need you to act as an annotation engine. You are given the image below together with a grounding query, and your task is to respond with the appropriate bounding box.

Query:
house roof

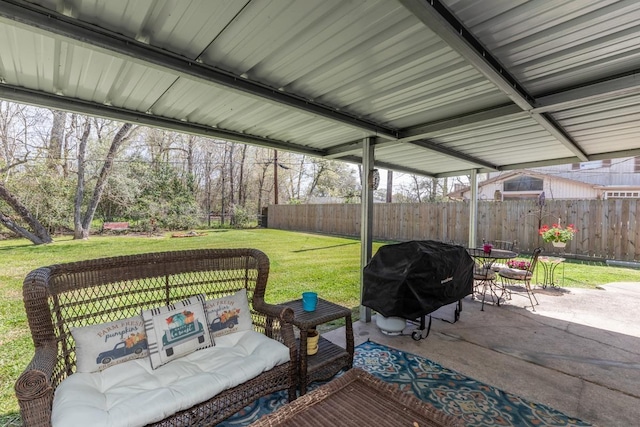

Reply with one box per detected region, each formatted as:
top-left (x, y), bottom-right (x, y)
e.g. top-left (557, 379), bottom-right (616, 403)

top-left (447, 169), bottom-right (600, 199)
top-left (2, 1), bottom-right (640, 177)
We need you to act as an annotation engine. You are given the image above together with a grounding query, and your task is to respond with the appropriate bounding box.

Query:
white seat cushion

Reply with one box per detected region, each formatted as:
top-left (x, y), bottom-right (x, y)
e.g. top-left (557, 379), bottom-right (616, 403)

top-left (474, 267), bottom-right (496, 280)
top-left (499, 267), bottom-right (531, 280)
top-left (52, 330), bottom-right (290, 427)
top-left (490, 262), bottom-right (507, 272)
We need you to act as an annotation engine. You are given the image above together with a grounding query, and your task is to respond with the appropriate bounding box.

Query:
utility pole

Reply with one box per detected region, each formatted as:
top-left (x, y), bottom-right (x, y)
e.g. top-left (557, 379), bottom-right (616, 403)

top-left (274, 149), bottom-right (279, 204)
top-left (386, 170), bottom-right (393, 203)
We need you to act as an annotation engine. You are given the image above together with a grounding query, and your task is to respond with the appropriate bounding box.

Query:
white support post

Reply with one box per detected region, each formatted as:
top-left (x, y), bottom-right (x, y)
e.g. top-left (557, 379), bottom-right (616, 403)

top-left (359, 137), bottom-right (375, 323)
top-left (468, 169), bottom-right (478, 248)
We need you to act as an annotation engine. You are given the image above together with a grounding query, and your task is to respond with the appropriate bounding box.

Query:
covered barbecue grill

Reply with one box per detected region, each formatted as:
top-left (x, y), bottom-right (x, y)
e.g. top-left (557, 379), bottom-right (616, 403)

top-left (362, 240), bottom-right (474, 339)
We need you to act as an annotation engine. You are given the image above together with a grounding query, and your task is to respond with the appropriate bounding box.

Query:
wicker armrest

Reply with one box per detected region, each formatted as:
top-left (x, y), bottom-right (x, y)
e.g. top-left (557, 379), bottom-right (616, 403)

top-left (253, 300), bottom-right (293, 322)
top-left (15, 342), bottom-right (58, 426)
top-left (254, 300), bottom-right (296, 343)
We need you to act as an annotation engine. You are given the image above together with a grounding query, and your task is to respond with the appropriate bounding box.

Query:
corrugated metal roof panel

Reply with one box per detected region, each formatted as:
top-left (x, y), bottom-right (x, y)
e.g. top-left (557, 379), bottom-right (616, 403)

top-left (0, 24), bottom-right (57, 91)
top-left (554, 94), bottom-right (640, 154)
top-left (151, 79), bottom-right (366, 149)
top-left (199, 0), bottom-right (509, 128)
top-left (445, 0), bottom-right (640, 94)
top-left (2, 0), bottom-right (640, 178)
top-left (429, 115), bottom-right (576, 167)
top-left (30, 0), bottom-right (245, 59)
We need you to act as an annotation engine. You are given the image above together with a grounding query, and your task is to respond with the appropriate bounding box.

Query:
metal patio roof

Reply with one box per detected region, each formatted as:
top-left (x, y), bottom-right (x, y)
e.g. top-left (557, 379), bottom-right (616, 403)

top-left (1, 0), bottom-right (640, 178)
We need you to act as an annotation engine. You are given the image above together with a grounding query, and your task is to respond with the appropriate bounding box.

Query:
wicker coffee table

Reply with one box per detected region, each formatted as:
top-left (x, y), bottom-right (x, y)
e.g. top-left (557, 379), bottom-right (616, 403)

top-left (249, 368), bottom-right (463, 426)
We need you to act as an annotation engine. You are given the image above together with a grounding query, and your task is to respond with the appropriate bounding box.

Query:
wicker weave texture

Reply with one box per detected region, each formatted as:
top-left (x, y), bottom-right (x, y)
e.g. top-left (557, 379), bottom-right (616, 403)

top-left (249, 368), bottom-right (464, 426)
top-left (282, 298), bottom-right (354, 395)
top-left (15, 248), bottom-right (298, 427)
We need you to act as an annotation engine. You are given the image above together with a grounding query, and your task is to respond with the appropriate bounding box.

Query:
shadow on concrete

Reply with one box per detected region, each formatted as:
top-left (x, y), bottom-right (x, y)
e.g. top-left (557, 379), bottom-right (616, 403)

top-left (324, 282), bottom-right (640, 427)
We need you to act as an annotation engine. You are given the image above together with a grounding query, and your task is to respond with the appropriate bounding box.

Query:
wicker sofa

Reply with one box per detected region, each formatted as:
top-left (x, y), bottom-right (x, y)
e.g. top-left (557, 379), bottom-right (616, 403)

top-left (15, 248), bottom-right (298, 426)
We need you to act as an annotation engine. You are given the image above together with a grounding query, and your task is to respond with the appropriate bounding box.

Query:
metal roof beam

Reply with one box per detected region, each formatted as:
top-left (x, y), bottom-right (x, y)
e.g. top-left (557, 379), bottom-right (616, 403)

top-left (407, 139), bottom-right (498, 170)
top-left (339, 155), bottom-right (436, 178)
top-left (0, 0), bottom-right (399, 140)
top-left (435, 159), bottom-right (578, 178)
top-left (342, 147), bottom-right (640, 179)
top-left (371, 138), bottom-right (498, 171)
top-left (398, 104), bottom-right (524, 141)
top-left (589, 148), bottom-right (640, 161)
top-left (534, 71), bottom-right (640, 113)
top-left (323, 140), bottom-right (364, 159)
top-left (426, 149), bottom-right (640, 177)
top-left (0, 84), bottom-right (326, 157)
top-left (399, 0), bottom-right (589, 162)
top-left (496, 157), bottom-right (582, 172)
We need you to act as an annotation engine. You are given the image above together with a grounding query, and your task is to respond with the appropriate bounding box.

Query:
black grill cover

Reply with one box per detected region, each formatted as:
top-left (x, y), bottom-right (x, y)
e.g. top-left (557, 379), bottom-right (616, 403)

top-left (362, 240), bottom-right (474, 319)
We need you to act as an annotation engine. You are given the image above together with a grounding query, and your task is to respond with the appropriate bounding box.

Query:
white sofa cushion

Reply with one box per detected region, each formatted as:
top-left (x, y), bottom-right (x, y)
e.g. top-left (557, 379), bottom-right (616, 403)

top-left (52, 330), bottom-right (290, 427)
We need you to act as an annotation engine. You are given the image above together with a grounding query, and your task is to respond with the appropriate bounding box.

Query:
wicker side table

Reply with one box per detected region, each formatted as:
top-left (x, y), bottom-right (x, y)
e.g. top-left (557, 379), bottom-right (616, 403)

top-left (282, 298), bottom-right (354, 395)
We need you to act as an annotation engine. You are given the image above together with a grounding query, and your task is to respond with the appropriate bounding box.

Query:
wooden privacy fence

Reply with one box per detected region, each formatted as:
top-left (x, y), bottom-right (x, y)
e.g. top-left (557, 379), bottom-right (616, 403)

top-left (267, 199), bottom-right (640, 262)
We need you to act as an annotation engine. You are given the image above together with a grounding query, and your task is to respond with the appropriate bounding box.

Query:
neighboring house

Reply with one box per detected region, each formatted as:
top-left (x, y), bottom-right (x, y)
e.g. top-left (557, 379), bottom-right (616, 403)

top-left (448, 157), bottom-right (640, 201)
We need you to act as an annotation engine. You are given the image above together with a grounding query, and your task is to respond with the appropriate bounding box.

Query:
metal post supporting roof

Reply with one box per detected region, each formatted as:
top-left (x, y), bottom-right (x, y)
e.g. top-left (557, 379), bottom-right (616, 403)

top-left (468, 169), bottom-right (478, 248)
top-left (359, 137), bottom-right (375, 323)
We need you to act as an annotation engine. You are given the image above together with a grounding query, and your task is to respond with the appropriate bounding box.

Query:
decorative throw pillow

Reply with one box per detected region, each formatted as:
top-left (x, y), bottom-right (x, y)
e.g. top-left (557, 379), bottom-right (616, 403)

top-left (203, 288), bottom-right (253, 339)
top-left (141, 294), bottom-right (213, 369)
top-left (71, 316), bottom-right (149, 373)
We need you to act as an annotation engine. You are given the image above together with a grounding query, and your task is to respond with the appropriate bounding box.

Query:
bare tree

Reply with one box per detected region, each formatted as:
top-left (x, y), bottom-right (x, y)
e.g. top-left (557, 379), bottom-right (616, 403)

top-left (237, 144), bottom-right (248, 205)
top-left (47, 110), bottom-right (66, 173)
top-left (73, 120), bottom-right (137, 239)
top-left (0, 180), bottom-right (52, 244)
top-left (306, 158), bottom-right (327, 198)
top-left (0, 102), bottom-right (52, 244)
top-left (73, 118), bottom-right (91, 239)
top-left (254, 149), bottom-right (274, 214)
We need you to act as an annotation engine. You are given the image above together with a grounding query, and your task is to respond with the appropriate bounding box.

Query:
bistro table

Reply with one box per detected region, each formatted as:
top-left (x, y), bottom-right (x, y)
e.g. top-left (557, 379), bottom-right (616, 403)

top-left (538, 256), bottom-right (565, 288)
top-left (467, 248), bottom-right (518, 310)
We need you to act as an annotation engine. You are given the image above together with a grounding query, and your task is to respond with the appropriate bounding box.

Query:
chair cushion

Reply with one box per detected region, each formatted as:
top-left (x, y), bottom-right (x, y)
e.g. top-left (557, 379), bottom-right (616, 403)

top-left (491, 262), bottom-right (508, 272)
top-left (474, 269), bottom-right (496, 280)
top-left (52, 330), bottom-right (290, 427)
top-left (499, 267), bottom-right (532, 280)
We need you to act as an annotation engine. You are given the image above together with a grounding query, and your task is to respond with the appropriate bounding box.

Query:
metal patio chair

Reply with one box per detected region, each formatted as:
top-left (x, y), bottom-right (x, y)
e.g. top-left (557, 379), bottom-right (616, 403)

top-left (486, 240), bottom-right (518, 271)
top-left (498, 248), bottom-right (543, 311)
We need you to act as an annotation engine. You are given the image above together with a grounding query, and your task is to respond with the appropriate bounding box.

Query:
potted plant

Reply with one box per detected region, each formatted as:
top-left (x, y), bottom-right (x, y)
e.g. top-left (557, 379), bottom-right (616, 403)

top-left (539, 222), bottom-right (577, 248)
top-left (506, 259), bottom-right (531, 271)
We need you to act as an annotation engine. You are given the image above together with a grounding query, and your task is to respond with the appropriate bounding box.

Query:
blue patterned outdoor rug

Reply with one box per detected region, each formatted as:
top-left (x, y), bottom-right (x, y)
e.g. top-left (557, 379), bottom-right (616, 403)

top-left (219, 340), bottom-right (591, 426)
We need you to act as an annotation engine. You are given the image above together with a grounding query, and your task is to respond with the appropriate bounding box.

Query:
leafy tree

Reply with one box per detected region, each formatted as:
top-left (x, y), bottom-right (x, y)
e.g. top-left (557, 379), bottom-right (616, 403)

top-left (131, 163), bottom-right (199, 230)
top-left (310, 159), bottom-right (358, 201)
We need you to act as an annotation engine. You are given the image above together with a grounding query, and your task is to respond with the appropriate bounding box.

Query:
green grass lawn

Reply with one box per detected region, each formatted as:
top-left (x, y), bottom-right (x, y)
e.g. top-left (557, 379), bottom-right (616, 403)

top-left (1, 229), bottom-right (639, 424)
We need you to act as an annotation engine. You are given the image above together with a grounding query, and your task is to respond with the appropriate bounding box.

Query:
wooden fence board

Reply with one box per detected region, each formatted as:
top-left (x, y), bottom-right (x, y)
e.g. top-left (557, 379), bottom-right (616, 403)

top-left (267, 199), bottom-right (640, 261)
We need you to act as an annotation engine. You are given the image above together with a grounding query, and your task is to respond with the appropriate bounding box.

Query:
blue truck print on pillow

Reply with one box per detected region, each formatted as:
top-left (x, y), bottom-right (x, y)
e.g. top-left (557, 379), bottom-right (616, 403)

top-left (161, 310), bottom-right (206, 357)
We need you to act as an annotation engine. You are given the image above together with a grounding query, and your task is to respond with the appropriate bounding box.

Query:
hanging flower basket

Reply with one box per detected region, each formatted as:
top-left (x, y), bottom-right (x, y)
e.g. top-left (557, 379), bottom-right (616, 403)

top-left (539, 222), bottom-right (577, 246)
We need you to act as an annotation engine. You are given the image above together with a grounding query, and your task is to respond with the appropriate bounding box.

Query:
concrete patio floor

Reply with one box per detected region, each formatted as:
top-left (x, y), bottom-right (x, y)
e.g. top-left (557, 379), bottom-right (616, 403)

top-left (323, 282), bottom-right (640, 427)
